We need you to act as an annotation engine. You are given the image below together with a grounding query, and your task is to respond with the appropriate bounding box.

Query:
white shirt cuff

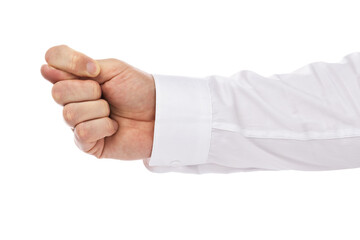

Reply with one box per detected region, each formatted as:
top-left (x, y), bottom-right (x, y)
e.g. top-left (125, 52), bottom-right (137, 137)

top-left (142, 74), bottom-right (212, 172)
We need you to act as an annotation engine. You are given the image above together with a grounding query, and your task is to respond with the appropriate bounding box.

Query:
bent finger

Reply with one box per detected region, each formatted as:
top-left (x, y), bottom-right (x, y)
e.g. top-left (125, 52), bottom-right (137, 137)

top-left (52, 80), bottom-right (101, 105)
top-left (63, 99), bottom-right (110, 128)
top-left (41, 64), bottom-right (77, 84)
top-left (74, 117), bottom-right (118, 150)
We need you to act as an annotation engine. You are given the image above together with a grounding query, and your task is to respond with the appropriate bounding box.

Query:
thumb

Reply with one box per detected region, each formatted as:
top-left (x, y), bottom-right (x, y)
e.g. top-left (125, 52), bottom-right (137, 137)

top-left (45, 45), bottom-right (101, 78)
top-left (40, 58), bottom-right (134, 85)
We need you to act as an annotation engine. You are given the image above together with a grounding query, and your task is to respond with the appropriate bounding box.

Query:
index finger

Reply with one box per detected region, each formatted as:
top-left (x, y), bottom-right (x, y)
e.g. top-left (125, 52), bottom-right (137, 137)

top-left (45, 45), bottom-right (101, 78)
top-left (41, 64), bottom-right (77, 84)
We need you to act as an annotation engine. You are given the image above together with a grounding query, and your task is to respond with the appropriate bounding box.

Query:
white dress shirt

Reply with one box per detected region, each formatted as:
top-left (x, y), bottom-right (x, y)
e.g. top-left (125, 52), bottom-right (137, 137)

top-left (143, 52), bottom-right (360, 173)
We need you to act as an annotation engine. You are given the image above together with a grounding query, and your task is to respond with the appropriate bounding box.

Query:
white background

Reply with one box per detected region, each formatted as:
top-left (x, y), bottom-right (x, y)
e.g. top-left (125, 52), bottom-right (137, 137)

top-left (0, 0), bottom-right (359, 239)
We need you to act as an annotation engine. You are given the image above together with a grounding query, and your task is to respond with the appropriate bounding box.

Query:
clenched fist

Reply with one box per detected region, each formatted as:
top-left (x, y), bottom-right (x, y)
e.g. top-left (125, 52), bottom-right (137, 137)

top-left (41, 45), bottom-right (155, 160)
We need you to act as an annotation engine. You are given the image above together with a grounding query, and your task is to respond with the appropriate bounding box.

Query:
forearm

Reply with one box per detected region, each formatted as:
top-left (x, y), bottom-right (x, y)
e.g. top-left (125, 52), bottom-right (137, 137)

top-left (144, 52), bottom-right (360, 173)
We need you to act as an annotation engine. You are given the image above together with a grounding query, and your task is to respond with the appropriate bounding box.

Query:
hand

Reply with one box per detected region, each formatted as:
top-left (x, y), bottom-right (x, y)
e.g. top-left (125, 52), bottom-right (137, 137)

top-left (41, 45), bottom-right (155, 160)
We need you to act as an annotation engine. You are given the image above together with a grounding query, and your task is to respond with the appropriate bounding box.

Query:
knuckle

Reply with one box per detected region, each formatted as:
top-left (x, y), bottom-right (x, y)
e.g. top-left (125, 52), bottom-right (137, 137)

top-left (75, 123), bottom-right (88, 141)
top-left (90, 81), bottom-right (102, 99)
top-left (45, 44), bottom-right (68, 63)
top-left (51, 83), bottom-right (63, 104)
top-left (69, 53), bottom-right (80, 72)
top-left (44, 48), bottom-right (53, 63)
top-left (58, 44), bottom-right (69, 49)
top-left (63, 104), bottom-right (76, 126)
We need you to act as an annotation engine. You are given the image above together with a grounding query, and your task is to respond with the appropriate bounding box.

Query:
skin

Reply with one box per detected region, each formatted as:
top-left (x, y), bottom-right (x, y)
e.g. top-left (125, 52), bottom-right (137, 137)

top-left (41, 45), bottom-right (155, 160)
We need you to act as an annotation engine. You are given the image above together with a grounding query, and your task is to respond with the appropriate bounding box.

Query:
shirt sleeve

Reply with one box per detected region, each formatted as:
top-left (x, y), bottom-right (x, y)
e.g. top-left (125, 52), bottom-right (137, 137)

top-left (142, 52), bottom-right (360, 174)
